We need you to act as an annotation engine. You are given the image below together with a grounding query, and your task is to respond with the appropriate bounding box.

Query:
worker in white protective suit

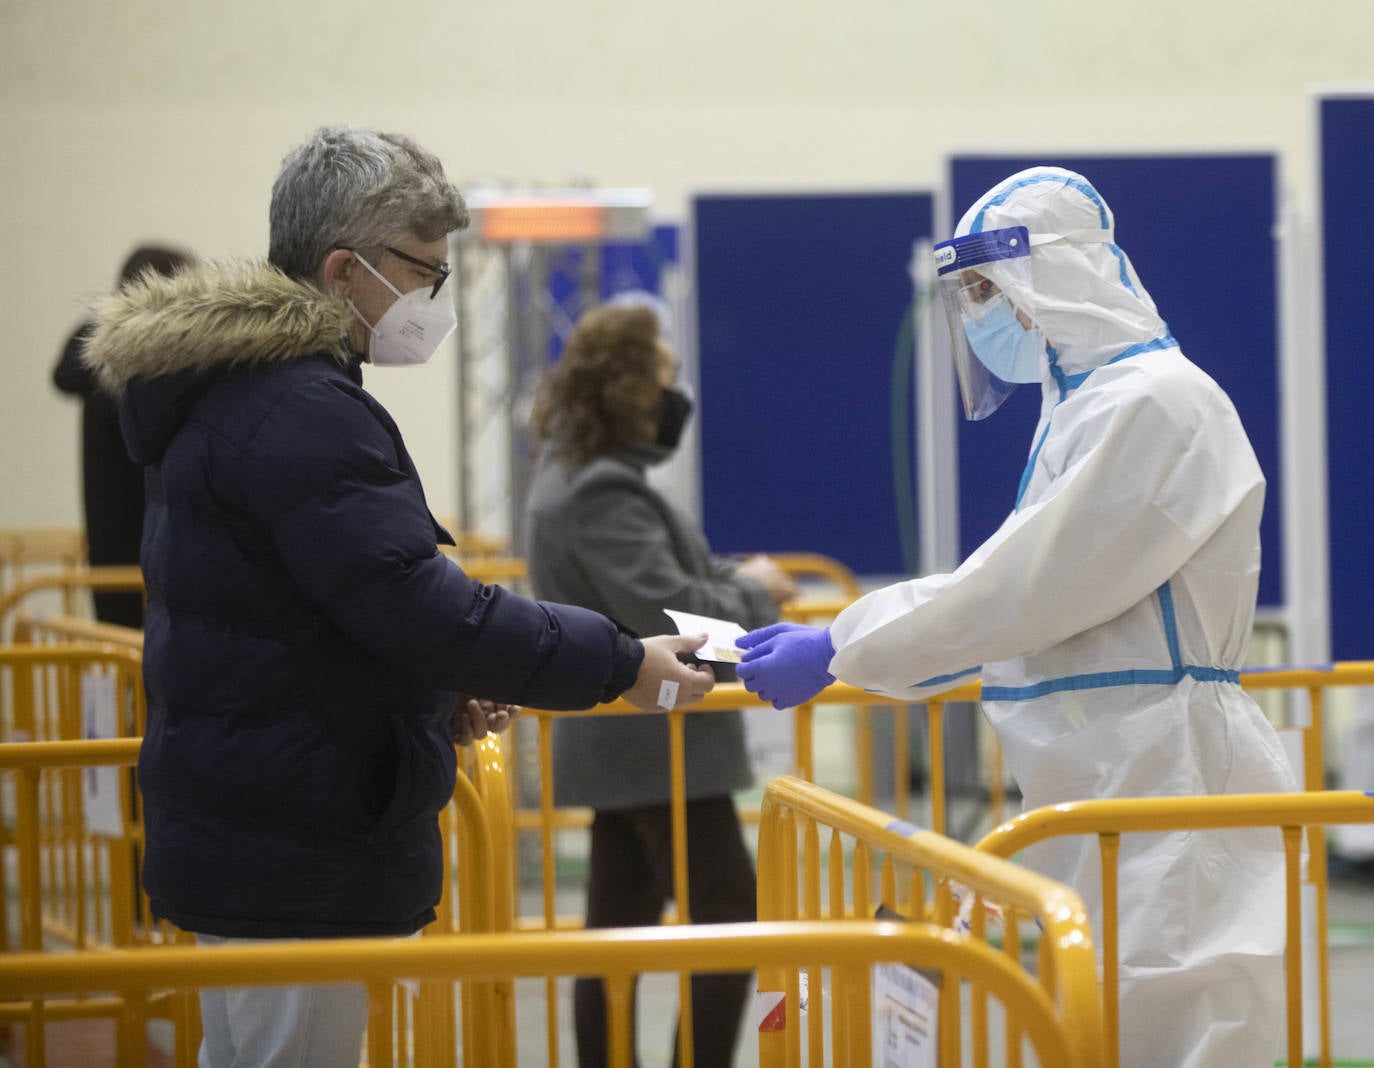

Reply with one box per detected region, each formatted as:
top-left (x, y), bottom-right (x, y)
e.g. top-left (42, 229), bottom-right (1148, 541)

top-left (736, 166), bottom-right (1298, 1068)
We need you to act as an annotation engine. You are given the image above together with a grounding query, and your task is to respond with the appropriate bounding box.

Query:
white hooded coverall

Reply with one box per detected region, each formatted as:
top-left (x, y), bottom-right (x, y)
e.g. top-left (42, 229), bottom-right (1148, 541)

top-left (830, 168), bottom-right (1297, 1068)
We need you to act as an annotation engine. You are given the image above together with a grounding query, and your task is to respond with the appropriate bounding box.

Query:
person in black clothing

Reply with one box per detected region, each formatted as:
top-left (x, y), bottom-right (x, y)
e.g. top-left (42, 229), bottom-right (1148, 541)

top-left (53, 246), bottom-right (194, 627)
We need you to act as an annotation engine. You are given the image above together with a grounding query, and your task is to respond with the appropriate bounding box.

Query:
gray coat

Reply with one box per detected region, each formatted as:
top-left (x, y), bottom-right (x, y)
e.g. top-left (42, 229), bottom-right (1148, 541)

top-left (524, 442), bottom-right (779, 809)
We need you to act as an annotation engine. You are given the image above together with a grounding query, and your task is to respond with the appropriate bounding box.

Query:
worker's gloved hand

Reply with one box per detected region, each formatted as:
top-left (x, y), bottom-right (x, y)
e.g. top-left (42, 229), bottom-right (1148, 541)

top-left (735, 623), bottom-right (836, 710)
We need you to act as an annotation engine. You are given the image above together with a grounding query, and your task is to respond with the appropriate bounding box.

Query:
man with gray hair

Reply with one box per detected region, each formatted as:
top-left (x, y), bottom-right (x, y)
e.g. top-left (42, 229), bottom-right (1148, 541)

top-left (83, 125), bottom-right (714, 1067)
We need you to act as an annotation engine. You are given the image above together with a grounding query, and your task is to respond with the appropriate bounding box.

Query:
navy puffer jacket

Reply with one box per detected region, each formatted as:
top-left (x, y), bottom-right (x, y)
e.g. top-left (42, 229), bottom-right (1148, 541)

top-left (84, 262), bottom-right (642, 938)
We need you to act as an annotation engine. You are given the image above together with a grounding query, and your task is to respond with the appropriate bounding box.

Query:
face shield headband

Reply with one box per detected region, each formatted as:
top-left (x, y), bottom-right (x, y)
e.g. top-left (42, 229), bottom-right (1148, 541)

top-left (934, 226), bottom-right (1042, 421)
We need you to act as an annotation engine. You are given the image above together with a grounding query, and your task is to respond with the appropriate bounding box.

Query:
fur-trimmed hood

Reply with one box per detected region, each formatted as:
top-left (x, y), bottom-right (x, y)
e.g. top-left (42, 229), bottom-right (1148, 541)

top-left (84, 259), bottom-right (354, 395)
top-left (83, 259), bottom-right (356, 465)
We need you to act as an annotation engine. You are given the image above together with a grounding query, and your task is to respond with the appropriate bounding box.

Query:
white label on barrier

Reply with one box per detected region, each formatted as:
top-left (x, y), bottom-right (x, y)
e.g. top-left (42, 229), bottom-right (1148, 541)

top-left (872, 962), bottom-right (938, 1067)
top-left (81, 670), bottom-right (124, 838)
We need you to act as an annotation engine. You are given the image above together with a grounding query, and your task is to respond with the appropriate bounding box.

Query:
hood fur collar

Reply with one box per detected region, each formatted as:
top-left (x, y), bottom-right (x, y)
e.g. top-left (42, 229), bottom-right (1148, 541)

top-left (83, 259), bottom-right (354, 395)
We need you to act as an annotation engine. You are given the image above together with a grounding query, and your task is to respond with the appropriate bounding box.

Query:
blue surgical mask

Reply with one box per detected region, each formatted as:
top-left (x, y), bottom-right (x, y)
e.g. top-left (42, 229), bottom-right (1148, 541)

top-left (961, 297), bottom-right (1046, 384)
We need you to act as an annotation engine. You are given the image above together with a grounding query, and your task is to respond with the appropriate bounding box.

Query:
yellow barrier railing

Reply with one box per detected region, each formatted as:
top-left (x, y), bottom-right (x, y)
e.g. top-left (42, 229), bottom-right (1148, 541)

top-left (0, 645), bottom-right (147, 957)
top-left (0, 737), bottom-right (196, 1066)
top-left (522, 681), bottom-right (999, 937)
top-left (0, 731), bottom-right (513, 1066)
top-left (0, 529), bottom-right (85, 614)
top-left (16, 717), bottom-right (1356, 1066)
top-left (12, 611), bottom-right (145, 652)
top-left (0, 554), bottom-right (534, 632)
top-left (974, 789), bottom-right (1374, 1068)
top-left (519, 663), bottom-right (1374, 1064)
top-left (435, 548), bottom-right (529, 586)
top-left (769, 551), bottom-right (863, 598)
top-left (0, 921), bottom-right (1091, 1068)
top-left (0, 732), bottom-right (516, 1068)
top-left (431, 526), bottom-right (512, 557)
top-left (11, 607), bottom-right (1366, 1062)
top-left (0, 733), bottom-right (1085, 1065)
top-left (758, 775), bottom-right (1102, 1068)
top-left (0, 566), bottom-right (144, 635)
top-left (452, 735), bottom-right (518, 1066)
top-left (0, 527), bottom-right (84, 564)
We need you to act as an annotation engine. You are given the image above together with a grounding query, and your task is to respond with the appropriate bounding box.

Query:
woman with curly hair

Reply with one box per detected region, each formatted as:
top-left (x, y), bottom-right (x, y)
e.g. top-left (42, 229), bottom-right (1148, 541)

top-left (525, 299), bottom-right (798, 1067)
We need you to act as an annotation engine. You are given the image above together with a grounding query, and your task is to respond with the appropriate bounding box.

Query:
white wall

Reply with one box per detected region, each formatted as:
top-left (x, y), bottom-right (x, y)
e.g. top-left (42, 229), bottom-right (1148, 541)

top-left (2, 0), bottom-right (1368, 529)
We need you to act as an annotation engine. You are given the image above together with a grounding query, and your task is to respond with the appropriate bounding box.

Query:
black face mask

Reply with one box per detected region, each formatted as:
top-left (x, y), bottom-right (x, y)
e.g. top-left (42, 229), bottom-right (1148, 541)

top-left (655, 387), bottom-right (694, 450)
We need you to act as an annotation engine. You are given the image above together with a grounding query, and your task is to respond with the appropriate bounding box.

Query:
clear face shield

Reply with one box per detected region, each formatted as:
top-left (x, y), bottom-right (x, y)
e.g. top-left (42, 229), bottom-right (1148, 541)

top-left (933, 227), bottom-right (1043, 420)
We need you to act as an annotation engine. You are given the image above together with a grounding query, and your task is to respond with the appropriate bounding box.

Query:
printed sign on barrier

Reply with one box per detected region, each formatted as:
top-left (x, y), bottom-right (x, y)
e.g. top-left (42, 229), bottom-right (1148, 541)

top-left (872, 962), bottom-right (938, 1067)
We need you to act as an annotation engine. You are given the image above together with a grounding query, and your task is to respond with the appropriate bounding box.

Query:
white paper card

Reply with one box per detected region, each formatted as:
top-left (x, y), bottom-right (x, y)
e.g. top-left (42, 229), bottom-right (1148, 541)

top-left (663, 609), bottom-right (747, 663)
top-left (81, 670), bottom-right (124, 838)
top-left (872, 962), bottom-right (938, 1068)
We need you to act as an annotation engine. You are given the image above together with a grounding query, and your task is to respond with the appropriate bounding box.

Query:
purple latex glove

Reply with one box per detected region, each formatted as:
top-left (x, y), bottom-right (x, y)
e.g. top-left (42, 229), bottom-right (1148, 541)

top-left (736, 623), bottom-right (836, 710)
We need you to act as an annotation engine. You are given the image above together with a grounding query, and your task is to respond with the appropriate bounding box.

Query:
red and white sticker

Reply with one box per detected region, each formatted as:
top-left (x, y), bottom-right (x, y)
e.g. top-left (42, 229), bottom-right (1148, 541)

top-left (754, 990), bottom-right (786, 1032)
top-left (755, 973), bottom-right (807, 1032)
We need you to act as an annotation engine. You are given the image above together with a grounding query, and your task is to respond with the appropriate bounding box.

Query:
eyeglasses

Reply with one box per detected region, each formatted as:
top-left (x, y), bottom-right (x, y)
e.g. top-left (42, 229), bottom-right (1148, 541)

top-left (341, 246), bottom-right (452, 299)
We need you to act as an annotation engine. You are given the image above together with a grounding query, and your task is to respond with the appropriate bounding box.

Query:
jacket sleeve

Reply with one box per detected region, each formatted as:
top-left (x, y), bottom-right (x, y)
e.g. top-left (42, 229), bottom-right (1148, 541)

top-left (239, 377), bottom-right (642, 709)
top-left (568, 475), bottom-right (779, 637)
top-left (830, 369), bottom-right (1264, 698)
top-left (53, 323), bottom-right (96, 397)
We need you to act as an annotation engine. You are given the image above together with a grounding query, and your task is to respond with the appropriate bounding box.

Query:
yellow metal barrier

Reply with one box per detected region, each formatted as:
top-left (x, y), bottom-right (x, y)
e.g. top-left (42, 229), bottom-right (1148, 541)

top-left (0, 921), bottom-right (1092, 1068)
top-left (11, 593), bottom-right (1363, 1063)
top-left (6, 730), bottom-right (1088, 1066)
top-left (521, 665), bottom-right (1369, 902)
top-left (0, 554), bottom-right (531, 632)
top-left (974, 790), bottom-right (1374, 1068)
top-left (27, 702), bottom-right (1358, 1067)
top-left (0, 566), bottom-right (145, 636)
top-left (0, 645), bottom-right (147, 956)
top-left (769, 551), bottom-right (863, 598)
top-left (758, 775), bottom-right (1102, 1068)
top-left (431, 525), bottom-right (512, 557)
top-left (523, 682), bottom-right (981, 922)
top-left (11, 611), bottom-right (145, 653)
top-left (0, 528), bottom-right (85, 606)
top-left (0, 737), bottom-right (196, 1066)
top-left (0, 732), bottom-right (515, 1068)
top-left (517, 663), bottom-right (1374, 1063)
top-left (363, 736), bottom-right (515, 1068)
top-left (435, 547), bottom-right (529, 586)
top-left (451, 735), bottom-right (518, 1066)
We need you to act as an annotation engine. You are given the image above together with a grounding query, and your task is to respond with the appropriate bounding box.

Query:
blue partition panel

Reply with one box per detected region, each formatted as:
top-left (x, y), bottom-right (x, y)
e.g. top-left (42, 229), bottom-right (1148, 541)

top-left (1320, 97), bottom-right (1374, 660)
top-left (694, 193), bottom-right (933, 575)
top-left (949, 155), bottom-right (1283, 607)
